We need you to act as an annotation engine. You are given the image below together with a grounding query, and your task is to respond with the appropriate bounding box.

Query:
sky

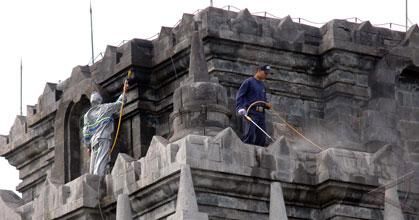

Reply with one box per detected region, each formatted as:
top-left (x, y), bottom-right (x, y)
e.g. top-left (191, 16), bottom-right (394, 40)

top-left (0, 0), bottom-right (417, 195)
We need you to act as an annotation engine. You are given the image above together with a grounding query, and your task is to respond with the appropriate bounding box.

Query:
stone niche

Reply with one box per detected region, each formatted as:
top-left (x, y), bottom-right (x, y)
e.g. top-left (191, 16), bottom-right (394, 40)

top-left (64, 95), bottom-right (91, 182)
top-left (397, 66), bottom-right (419, 91)
top-left (396, 65), bottom-right (419, 161)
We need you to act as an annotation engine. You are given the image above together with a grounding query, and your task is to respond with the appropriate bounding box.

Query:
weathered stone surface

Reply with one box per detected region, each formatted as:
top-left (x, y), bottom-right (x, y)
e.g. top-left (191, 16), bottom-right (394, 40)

top-left (32, 174), bottom-right (101, 220)
top-left (188, 30), bottom-right (210, 82)
top-left (401, 25), bottom-right (419, 48)
top-left (170, 29), bottom-right (230, 141)
top-left (116, 193), bottom-right (133, 220)
top-left (316, 148), bottom-right (378, 185)
top-left (8, 116), bottom-right (27, 144)
top-left (1, 6), bottom-right (419, 220)
top-left (168, 165), bottom-right (208, 220)
top-left (351, 21), bottom-right (385, 47)
top-left (231, 9), bottom-right (259, 36)
top-left (274, 16), bottom-right (304, 43)
top-left (0, 190), bottom-right (23, 220)
top-left (110, 153), bottom-right (141, 197)
top-left (384, 186), bottom-right (405, 220)
top-left (269, 182), bottom-right (288, 220)
top-left (0, 135), bottom-right (8, 146)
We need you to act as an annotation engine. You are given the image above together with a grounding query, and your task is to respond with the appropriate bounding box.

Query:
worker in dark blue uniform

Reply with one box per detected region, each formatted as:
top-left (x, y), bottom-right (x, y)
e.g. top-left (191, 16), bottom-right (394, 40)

top-left (236, 65), bottom-right (273, 146)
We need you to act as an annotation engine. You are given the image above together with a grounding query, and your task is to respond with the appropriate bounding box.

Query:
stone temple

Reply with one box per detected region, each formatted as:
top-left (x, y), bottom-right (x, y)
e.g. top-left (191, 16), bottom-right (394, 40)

top-left (1, 6), bottom-right (419, 220)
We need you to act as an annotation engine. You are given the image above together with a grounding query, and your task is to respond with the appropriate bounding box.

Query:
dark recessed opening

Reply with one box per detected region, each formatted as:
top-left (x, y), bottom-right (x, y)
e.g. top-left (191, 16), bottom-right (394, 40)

top-left (116, 52), bottom-right (123, 64)
top-left (398, 66), bottom-right (419, 91)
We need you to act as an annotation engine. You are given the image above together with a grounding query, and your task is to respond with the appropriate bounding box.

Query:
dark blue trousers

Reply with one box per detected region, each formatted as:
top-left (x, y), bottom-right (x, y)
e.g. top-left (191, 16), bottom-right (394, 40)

top-left (242, 112), bottom-right (266, 146)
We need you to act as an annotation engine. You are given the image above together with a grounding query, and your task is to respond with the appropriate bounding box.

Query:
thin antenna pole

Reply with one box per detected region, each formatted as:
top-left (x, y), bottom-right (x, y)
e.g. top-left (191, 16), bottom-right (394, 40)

top-left (20, 58), bottom-right (23, 115)
top-left (210, 0), bottom-right (213, 7)
top-left (406, 0), bottom-right (408, 31)
top-left (90, 0), bottom-right (95, 64)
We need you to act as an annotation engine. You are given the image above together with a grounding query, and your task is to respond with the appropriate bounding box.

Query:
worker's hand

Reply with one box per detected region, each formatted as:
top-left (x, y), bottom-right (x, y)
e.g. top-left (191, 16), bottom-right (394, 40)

top-left (265, 102), bottom-right (272, 110)
top-left (87, 148), bottom-right (91, 154)
top-left (238, 108), bottom-right (247, 116)
top-left (123, 80), bottom-right (129, 93)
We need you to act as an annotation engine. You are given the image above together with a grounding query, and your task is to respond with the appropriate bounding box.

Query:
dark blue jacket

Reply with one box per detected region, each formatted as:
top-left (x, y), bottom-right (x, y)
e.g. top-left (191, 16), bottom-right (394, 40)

top-left (236, 77), bottom-right (267, 113)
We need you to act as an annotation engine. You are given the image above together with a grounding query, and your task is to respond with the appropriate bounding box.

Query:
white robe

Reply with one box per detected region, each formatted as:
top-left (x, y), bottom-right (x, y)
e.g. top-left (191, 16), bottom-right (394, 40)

top-left (83, 94), bottom-right (125, 176)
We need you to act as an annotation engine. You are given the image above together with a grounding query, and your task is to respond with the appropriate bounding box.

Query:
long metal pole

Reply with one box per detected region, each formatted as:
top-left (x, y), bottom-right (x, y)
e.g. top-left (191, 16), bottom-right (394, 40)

top-left (244, 115), bottom-right (275, 142)
top-left (406, 0), bottom-right (408, 31)
top-left (20, 58), bottom-right (22, 115)
top-left (90, 1), bottom-right (95, 64)
top-left (210, 0), bottom-right (213, 7)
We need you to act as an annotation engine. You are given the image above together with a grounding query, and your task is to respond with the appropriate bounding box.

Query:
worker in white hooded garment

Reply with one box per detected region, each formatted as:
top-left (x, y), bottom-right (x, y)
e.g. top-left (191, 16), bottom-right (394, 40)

top-left (83, 81), bottom-right (128, 176)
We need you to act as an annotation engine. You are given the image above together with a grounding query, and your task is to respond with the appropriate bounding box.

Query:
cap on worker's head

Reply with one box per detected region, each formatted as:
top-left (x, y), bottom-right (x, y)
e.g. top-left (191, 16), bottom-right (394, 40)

top-left (258, 64), bottom-right (272, 74)
top-left (90, 92), bottom-right (103, 106)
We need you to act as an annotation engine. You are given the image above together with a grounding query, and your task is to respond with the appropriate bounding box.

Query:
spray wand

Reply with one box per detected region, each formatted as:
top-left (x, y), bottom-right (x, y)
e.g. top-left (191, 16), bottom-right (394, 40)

top-left (108, 70), bottom-right (133, 155)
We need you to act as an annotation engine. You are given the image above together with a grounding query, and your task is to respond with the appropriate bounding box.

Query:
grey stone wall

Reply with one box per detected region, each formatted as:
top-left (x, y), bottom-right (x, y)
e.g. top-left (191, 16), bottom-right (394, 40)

top-left (0, 6), bottom-right (418, 220)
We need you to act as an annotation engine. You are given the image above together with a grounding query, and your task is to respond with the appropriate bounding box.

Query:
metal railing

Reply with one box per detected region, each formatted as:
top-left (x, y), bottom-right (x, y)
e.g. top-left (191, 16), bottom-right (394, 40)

top-left (88, 4), bottom-right (418, 65)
